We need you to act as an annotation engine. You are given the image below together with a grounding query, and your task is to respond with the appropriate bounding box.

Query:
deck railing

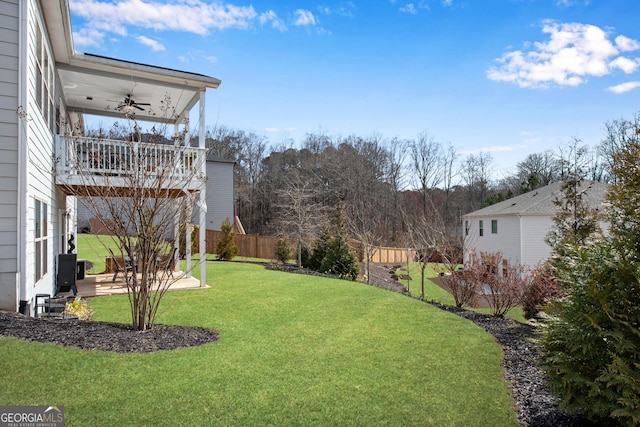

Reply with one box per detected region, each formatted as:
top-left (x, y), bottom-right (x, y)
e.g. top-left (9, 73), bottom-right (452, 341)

top-left (56, 135), bottom-right (206, 181)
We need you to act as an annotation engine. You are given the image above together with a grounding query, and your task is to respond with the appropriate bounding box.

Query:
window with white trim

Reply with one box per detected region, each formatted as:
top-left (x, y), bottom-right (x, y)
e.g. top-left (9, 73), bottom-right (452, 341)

top-left (35, 198), bottom-right (48, 282)
top-left (491, 219), bottom-right (498, 234)
top-left (479, 220), bottom-right (484, 237)
top-left (35, 21), bottom-right (55, 132)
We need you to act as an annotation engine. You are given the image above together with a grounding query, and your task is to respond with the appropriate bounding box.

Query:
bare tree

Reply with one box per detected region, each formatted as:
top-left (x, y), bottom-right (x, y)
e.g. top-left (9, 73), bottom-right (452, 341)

top-left (441, 251), bottom-right (482, 308)
top-left (56, 115), bottom-right (203, 331)
top-left (274, 174), bottom-right (327, 267)
top-left (599, 114), bottom-right (640, 183)
top-left (346, 198), bottom-right (386, 285)
top-left (460, 152), bottom-right (493, 211)
top-left (403, 199), bottom-right (450, 299)
top-left (409, 132), bottom-right (443, 212)
top-left (480, 252), bottom-right (528, 317)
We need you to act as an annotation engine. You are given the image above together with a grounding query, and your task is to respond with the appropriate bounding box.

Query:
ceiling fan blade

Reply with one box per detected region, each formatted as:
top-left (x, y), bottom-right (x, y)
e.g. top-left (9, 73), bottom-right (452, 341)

top-left (134, 105), bottom-right (145, 111)
top-left (135, 103), bottom-right (151, 106)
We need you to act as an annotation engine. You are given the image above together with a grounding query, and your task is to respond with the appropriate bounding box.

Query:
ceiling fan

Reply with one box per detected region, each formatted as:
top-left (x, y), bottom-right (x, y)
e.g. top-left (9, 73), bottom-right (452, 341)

top-left (116, 94), bottom-right (150, 112)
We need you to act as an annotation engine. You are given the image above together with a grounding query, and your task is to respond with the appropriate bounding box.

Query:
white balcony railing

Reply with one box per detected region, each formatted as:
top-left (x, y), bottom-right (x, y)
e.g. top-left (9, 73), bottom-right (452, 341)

top-left (55, 135), bottom-right (206, 192)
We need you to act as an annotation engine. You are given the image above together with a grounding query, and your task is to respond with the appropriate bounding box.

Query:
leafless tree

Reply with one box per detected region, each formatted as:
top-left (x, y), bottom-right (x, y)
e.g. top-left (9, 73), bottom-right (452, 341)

top-left (56, 114), bottom-right (203, 331)
top-left (480, 252), bottom-right (528, 317)
top-left (441, 251), bottom-right (482, 308)
top-left (346, 198), bottom-right (387, 284)
top-left (599, 114), bottom-right (640, 183)
top-left (274, 174), bottom-right (327, 267)
top-left (403, 198), bottom-right (450, 299)
top-left (460, 152), bottom-right (493, 211)
top-left (409, 132), bottom-right (443, 212)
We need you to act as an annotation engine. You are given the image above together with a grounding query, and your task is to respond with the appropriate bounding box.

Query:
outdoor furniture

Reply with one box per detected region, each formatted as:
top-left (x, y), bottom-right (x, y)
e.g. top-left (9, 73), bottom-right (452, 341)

top-left (108, 248), bottom-right (134, 282)
top-left (154, 247), bottom-right (177, 278)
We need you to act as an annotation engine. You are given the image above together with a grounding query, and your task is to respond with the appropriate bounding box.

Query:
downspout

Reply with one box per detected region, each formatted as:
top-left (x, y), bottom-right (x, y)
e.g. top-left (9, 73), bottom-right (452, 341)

top-left (198, 89), bottom-right (207, 287)
top-left (17, 0), bottom-right (29, 313)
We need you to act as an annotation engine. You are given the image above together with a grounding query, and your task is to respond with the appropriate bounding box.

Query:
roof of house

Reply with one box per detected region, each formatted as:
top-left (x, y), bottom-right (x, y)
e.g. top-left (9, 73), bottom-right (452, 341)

top-left (463, 180), bottom-right (609, 218)
top-left (206, 153), bottom-right (235, 164)
top-left (42, 0), bottom-right (221, 126)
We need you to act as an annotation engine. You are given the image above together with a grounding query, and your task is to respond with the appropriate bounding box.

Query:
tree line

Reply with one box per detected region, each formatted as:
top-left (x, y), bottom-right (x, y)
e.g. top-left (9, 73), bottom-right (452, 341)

top-left (204, 114), bottom-right (639, 248)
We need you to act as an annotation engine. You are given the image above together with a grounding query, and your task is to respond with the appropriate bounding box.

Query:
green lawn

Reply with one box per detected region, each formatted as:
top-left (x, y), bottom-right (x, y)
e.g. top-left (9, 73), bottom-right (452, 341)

top-left (0, 259), bottom-right (518, 426)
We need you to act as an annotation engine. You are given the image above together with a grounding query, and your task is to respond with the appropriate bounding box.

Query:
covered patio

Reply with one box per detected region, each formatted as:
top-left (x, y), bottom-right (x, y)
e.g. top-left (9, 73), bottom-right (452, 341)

top-left (72, 273), bottom-right (207, 298)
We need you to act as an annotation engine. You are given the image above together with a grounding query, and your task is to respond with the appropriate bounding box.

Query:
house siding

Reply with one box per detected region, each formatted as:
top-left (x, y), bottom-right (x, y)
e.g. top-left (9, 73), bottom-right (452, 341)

top-left (205, 160), bottom-right (234, 230)
top-left (21, 0), bottom-right (66, 309)
top-left (464, 215), bottom-right (522, 265)
top-left (520, 215), bottom-right (554, 267)
top-left (0, 0), bottom-right (20, 310)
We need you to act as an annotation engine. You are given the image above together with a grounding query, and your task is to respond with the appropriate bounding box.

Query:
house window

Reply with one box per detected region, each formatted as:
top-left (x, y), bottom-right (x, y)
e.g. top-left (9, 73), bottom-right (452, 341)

top-left (34, 21), bottom-right (55, 132)
top-left (491, 219), bottom-right (498, 234)
top-left (35, 199), bottom-right (48, 282)
top-left (479, 220), bottom-right (484, 237)
top-left (464, 220), bottom-right (469, 236)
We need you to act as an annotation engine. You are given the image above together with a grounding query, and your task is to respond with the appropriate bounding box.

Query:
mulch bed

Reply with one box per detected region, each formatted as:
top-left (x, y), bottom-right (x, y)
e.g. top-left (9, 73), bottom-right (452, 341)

top-left (0, 311), bottom-right (218, 353)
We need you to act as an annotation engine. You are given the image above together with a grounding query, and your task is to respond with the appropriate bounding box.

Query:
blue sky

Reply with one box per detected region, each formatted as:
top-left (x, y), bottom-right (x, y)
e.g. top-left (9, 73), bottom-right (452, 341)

top-left (68, 0), bottom-right (640, 176)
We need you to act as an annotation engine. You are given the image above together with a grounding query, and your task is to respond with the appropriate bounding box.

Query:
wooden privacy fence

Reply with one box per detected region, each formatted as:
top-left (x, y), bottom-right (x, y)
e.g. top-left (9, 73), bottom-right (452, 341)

top-left (205, 230), bottom-right (294, 260)
top-left (204, 229), bottom-right (420, 264)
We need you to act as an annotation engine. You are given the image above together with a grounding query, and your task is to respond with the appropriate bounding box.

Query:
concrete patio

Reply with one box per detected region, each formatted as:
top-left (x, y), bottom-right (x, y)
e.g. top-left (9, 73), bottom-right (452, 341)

top-left (72, 272), bottom-right (207, 297)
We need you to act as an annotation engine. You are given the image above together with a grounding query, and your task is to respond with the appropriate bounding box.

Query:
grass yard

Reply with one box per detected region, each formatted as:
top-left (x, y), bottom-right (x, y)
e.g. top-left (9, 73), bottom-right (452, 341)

top-left (0, 258), bottom-right (518, 426)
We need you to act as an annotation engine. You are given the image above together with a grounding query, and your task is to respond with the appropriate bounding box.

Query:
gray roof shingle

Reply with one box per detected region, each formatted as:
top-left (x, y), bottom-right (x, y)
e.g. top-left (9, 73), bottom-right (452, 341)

top-left (463, 181), bottom-right (609, 217)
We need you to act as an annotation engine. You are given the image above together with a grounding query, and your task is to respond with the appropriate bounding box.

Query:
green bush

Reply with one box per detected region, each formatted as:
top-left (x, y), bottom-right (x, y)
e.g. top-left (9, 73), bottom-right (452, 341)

top-left (319, 234), bottom-right (360, 281)
top-left (306, 228), bottom-right (330, 271)
top-left (216, 218), bottom-right (239, 261)
top-left (275, 238), bottom-right (291, 264)
top-left (540, 138), bottom-right (640, 426)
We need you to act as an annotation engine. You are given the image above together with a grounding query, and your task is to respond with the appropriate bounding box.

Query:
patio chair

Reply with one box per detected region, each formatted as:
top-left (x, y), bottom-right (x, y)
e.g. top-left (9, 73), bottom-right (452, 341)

top-left (154, 247), bottom-right (177, 278)
top-left (108, 248), bottom-right (133, 282)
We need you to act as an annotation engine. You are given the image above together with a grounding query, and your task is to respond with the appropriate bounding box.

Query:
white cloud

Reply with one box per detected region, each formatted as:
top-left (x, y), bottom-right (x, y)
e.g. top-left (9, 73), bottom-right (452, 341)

top-left (136, 35), bottom-right (164, 51)
top-left (398, 1), bottom-right (431, 14)
top-left (616, 35), bottom-right (640, 52)
top-left (72, 27), bottom-right (106, 47)
top-left (610, 56), bottom-right (640, 73)
top-left (442, 0), bottom-right (453, 6)
top-left (260, 10), bottom-right (287, 32)
top-left (487, 21), bottom-right (640, 88)
top-left (319, 2), bottom-right (356, 17)
top-left (608, 81), bottom-right (640, 93)
top-left (556, 0), bottom-right (590, 6)
top-left (293, 9), bottom-right (316, 26)
top-left (400, 3), bottom-right (417, 14)
top-left (69, 0), bottom-right (258, 36)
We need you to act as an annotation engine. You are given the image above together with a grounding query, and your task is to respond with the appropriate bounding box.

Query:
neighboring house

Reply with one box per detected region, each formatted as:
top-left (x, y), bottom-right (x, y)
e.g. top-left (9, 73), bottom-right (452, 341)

top-left (462, 181), bottom-right (609, 270)
top-left (76, 154), bottom-right (235, 232)
top-left (0, 0), bottom-right (220, 313)
top-left (204, 154), bottom-right (235, 230)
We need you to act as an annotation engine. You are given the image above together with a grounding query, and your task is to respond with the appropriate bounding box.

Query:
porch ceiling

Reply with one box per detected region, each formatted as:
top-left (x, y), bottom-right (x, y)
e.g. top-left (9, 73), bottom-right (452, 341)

top-left (58, 53), bottom-right (221, 125)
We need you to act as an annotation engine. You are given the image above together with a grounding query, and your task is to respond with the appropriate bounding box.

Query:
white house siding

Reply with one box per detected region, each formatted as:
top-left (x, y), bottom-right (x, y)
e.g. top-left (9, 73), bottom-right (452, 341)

top-left (520, 215), bottom-right (554, 268)
top-left (0, 0), bottom-right (20, 310)
top-left (22, 0), bottom-right (65, 310)
top-left (464, 215), bottom-right (522, 265)
top-left (205, 160), bottom-right (234, 230)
